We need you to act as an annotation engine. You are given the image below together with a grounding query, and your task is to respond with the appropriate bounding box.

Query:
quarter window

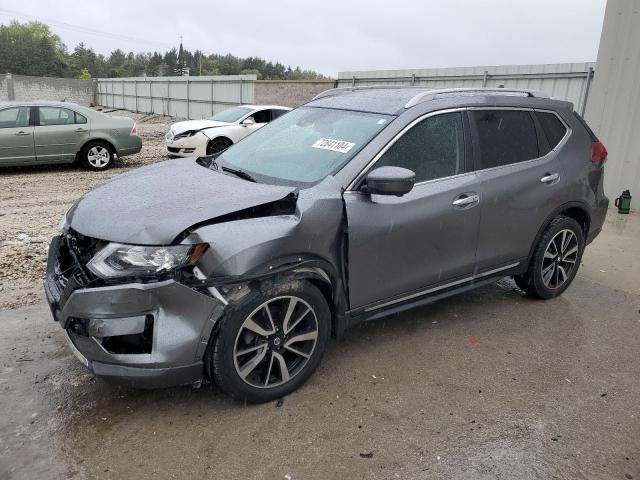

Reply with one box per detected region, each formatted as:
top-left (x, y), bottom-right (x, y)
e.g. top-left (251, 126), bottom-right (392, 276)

top-left (471, 110), bottom-right (539, 169)
top-left (75, 112), bottom-right (88, 124)
top-left (536, 112), bottom-right (567, 149)
top-left (375, 112), bottom-right (466, 183)
top-left (0, 107), bottom-right (30, 129)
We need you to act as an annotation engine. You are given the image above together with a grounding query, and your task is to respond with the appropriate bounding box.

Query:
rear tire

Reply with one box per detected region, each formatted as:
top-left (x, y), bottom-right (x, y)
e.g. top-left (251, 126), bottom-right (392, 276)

top-left (515, 215), bottom-right (584, 299)
top-left (81, 141), bottom-right (114, 170)
top-left (206, 137), bottom-right (233, 155)
top-left (208, 279), bottom-right (331, 403)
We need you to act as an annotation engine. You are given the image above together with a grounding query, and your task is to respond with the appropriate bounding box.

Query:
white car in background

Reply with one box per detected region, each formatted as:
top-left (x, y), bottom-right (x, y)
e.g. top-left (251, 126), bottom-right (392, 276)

top-left (165, 105), bottom-right (291, 157)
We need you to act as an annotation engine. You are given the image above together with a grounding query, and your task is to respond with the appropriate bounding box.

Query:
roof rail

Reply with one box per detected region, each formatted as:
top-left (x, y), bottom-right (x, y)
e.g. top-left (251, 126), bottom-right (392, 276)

top-left (404, 88), bottom-right (548, 108)
top-left (312, 85), bottom-right (426, 101)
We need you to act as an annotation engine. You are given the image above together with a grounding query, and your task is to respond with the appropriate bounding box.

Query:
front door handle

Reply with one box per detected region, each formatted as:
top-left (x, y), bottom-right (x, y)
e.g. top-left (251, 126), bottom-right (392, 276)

top-left (15, 131), bottom-right (30, 136)
top-left (540, 172), bottom-right (560, 184)
top-left (75, 128), bottom-right (88, 132)
top-left (452, 193), bottom-right (480, 209)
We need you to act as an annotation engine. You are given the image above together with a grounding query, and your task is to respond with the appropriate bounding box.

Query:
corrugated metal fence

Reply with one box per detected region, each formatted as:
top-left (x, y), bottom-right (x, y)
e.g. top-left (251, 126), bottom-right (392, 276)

top-left (337, 63), bottom-right (595, 114)
top-left (96, 75), bottom-right (256, 119)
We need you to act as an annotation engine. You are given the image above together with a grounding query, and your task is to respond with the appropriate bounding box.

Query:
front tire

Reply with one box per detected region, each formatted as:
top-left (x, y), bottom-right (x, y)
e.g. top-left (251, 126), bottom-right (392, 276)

top-left (515, 215), bottom-right (585, 299)
top-left (208, 280), bottom-right (331, 403)
top-left (81, 141), bottom-right (114, 170)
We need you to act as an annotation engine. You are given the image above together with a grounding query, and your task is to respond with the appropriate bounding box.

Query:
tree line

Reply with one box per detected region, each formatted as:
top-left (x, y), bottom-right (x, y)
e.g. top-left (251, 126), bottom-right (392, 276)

top-left (0, 21), bottom-right (331, 80)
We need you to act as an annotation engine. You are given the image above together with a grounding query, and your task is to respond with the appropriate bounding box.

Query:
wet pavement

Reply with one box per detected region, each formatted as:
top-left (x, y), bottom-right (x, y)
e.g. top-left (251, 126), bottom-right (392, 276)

top-left (1, 212), bottom-right (639, 479)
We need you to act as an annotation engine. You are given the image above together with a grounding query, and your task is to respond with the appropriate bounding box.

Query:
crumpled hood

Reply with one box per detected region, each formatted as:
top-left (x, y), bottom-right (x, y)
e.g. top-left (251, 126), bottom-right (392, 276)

top-left (67, 159), bottom-right (297, 245)
top-left (169, 119), bottom-right (229, 135)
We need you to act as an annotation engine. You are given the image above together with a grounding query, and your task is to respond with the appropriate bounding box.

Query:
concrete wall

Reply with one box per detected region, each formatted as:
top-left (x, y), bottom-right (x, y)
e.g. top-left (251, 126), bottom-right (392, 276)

top-left (255, 80), bottom-right (335, 107)
top-left (585, 0), bottom-right (640, 202)
top-left (0, 73), bottom-right (94, 106)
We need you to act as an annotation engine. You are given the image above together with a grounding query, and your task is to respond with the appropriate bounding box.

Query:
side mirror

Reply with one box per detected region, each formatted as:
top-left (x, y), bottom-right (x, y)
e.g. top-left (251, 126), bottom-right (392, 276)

top-left (241, 116), bottom-right (256, 126)
top-left (363, 166), bottom-right (415, 197)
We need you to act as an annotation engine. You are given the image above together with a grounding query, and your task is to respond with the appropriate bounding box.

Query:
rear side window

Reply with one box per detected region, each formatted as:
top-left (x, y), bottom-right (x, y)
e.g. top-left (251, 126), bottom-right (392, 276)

top-left (471, 110), bottom-right (539, 169)
top-left (38, 107), bottom-right (77, 126)
top-left (536, 112), bottom-right (567, 149)
top-left (375, 112), bottom-right (465, 183)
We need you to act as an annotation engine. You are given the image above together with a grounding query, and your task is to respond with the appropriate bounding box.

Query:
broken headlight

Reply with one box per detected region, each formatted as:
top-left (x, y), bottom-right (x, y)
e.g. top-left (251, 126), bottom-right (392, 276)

top-left (87, 243), bottom-right (206, 279)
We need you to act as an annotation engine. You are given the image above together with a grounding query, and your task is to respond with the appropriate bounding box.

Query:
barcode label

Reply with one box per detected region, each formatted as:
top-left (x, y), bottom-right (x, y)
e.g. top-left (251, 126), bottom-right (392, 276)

top-left (311, 138), bottom-right (355, 154)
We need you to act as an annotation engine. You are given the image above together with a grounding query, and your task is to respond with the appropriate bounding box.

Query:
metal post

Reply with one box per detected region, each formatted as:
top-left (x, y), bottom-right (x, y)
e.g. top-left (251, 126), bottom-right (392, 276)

top-left (581, 66), bottom-right (594, 116)
top-left (411, 74), bottom-right (416, 86)
top-left (122, 80), bottom-right (125, 109)
top-left (92, 79), bottom-right (98, 106)
top-left (352, 76), bottom-right (356, 87)
top-left (134, 80), bottom-right (138, 113)
top-left (482, 70), bottom-right (489, 87)
top-left (149, 80), bottom-right (153, 115)
top-left (211, 79), bottom-right (215, 116)
top-left (240, 78), bottom-right (243, 104)
top-left (186, 79), bottom-right (190, 119)
top-left (167, 80), bottom-right (171, 117)
top-left (5, 73), bottom-right (15, 101)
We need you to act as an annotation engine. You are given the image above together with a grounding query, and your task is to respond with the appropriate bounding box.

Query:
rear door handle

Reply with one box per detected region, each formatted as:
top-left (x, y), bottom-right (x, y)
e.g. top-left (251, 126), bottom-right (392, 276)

top-left (15, 131), bottom-right (30, 136)
top-left (540, 172), bottom-right (560, 184)
top-left (452, 193), bottom-right (480, 209)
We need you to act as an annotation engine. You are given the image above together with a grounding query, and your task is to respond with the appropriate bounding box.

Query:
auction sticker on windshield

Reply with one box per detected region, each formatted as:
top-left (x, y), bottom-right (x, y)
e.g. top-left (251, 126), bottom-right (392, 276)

top-left (312, 138), bottom-right (355, 154)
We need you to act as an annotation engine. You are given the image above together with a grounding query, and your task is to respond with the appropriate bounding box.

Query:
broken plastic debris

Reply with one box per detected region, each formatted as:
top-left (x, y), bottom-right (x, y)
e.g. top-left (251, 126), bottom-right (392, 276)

top-left (467, 338), bottom-right (481, 345)
top-left (17, 233), bottom-right (30, 241)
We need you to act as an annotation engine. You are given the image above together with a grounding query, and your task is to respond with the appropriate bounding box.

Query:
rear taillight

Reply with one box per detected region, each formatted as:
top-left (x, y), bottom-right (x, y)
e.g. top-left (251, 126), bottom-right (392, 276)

top-left (130, 123), bottom-right (138, 136)
top-left (591, 141), bottom-right (608, 163)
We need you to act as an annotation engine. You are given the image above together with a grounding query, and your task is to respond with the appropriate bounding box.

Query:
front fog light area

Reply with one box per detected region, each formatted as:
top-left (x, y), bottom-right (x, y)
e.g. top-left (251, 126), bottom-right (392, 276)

top-left (69, 316), bottom-right (154, 354)
top-left (87, 243), bottom-right (206, 279)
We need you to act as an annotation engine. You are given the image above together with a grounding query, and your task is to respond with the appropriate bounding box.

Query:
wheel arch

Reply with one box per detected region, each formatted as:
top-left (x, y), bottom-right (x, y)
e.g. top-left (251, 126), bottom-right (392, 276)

top-left (76, 137), bottom-right (117, 161)
top-left (206, 136), bottom-right (233, 154)
top-left (526, 201), bottom-right (591, 267)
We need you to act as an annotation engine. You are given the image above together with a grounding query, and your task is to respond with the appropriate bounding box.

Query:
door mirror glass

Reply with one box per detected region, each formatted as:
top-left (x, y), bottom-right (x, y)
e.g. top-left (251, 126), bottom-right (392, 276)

top-left (364, 166), bottom-right (415, 196)
top-left (241, 116), bottom-right (256, 126)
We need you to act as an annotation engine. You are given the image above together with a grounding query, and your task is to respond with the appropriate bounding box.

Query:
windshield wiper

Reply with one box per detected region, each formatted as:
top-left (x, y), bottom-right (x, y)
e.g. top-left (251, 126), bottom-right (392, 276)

top-left (221, 165), bottom-right (257, 183)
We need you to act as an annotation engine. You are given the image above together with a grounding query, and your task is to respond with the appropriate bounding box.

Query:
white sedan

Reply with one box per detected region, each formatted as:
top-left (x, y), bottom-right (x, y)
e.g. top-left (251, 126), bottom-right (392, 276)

top-left (165, 105), bottom-right (291, 157)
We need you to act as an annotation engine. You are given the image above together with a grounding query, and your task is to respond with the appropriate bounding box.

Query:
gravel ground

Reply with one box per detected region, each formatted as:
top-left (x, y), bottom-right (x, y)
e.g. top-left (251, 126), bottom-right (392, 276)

top-left (0, 110), bottom-right (182, 311)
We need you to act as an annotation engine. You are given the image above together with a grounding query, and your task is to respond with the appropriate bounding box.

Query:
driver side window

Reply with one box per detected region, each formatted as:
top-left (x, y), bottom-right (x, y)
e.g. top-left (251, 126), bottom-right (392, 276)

top-left (375, 112), bottom-right (466, 183)
top-left (251, 110), bottom-right (271, 124)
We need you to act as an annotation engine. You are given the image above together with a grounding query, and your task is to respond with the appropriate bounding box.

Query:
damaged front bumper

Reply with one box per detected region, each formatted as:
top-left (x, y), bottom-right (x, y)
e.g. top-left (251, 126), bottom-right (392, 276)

top-left (44, 236), bottom-right (225, 388)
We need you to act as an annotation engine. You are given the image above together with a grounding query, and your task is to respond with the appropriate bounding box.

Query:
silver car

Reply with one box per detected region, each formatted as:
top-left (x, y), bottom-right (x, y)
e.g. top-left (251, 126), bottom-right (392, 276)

top-left (45, 87), bottom-right (609, 402)
top-left (0, 101), bottom-right (142, 170)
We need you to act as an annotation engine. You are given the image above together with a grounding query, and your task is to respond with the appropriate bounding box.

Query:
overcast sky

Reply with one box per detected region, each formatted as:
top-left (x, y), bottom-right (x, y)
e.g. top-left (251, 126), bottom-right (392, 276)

top-left (0, 0), bottom-right (607, 76)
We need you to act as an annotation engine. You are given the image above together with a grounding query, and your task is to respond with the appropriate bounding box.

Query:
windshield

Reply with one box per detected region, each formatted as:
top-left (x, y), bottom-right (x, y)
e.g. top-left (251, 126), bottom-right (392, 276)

top-left (208, 106), bottom-right (253, 123)
top-left (218, 107), bottom-right (392, 185)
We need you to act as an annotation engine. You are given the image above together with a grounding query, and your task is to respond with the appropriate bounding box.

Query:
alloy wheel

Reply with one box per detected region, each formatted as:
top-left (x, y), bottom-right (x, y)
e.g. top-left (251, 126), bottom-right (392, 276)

top-left (540, 229), bottom-right (579, 289)
top-left (87, 146), bottom-right (111, 168)
top-left (233, 296), bottom-right (319, 389)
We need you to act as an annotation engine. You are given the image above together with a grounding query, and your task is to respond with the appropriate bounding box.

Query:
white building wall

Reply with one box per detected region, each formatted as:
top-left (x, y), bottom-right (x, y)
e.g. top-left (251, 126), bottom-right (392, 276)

top-left (586, 0), bottom-right (640, 202)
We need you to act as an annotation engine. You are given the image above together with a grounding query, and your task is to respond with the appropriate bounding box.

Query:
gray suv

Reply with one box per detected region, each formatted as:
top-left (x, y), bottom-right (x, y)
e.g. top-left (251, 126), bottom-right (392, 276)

top-left (45, 87), bottom-right (609, 402)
